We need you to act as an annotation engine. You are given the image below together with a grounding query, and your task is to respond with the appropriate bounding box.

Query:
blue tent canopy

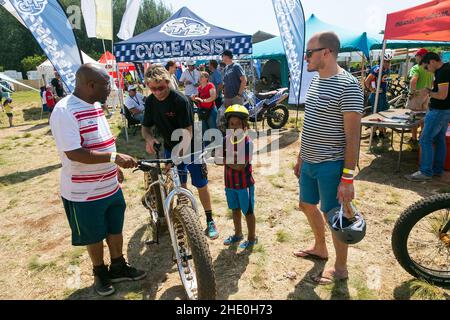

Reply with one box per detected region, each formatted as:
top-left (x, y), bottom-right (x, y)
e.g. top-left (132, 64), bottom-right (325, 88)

top-left (114, 7), bottom-right (252, 62)
top-left (252, 14), bottom-right (380, 60)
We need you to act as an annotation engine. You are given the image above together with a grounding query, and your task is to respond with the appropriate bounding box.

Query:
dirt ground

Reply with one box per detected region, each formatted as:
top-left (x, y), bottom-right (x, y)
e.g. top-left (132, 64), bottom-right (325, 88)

top-left (0, 93), bottom-right (449, 300)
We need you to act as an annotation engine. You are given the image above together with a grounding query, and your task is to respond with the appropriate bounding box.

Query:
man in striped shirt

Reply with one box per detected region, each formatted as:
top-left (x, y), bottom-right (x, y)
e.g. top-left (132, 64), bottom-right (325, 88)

top-left (50, 64), bottom-right (146, 296)
top-left (293, 32), bottom-right (364, 285)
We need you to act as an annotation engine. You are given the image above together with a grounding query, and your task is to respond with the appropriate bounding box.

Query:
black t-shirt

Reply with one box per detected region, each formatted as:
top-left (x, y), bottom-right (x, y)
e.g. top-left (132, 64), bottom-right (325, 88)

top-left (430, 62), bottom-right (450, 110)
top-left (143, 89), bottom-right (194, 151)
top-left (51, 78), bottom-right (65, 98)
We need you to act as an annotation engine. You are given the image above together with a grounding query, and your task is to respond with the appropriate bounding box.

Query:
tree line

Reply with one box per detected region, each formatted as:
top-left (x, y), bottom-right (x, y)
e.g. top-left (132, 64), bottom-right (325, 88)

top-left (0, 0), bottom-right (172, 74)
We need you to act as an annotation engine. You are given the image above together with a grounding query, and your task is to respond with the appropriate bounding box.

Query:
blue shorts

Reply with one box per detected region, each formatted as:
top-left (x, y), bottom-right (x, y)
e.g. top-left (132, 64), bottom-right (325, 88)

top-left (299, 160), bottom-right (343, 214)
top-left (369, 93), bottom-right (389, 112)
top-left (164, 149), bottom-right (208, 188)
top-left (225, 185), bottom-right (255, 215)
top-left (62, 188), bottom-right (126, 246)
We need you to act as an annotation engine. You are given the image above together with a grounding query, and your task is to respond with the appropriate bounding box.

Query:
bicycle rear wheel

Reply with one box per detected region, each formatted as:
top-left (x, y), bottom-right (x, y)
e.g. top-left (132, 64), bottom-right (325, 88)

top-left (172, 205), bottom-right (216, 300)
top-left (392, 193), bottom-right (450, 286)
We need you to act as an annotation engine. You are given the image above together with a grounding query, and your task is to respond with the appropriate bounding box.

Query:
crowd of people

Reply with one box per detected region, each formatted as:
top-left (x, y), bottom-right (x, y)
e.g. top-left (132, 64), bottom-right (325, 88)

top-left (43, 31), bottom-right (450, 297)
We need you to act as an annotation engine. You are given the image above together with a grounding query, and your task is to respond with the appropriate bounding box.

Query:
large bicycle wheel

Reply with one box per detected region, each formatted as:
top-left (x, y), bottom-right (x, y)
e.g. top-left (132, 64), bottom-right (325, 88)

top-left (392, 193), bottom-right (450, 286)
top-left (172, 205), bottom-right (216, 300)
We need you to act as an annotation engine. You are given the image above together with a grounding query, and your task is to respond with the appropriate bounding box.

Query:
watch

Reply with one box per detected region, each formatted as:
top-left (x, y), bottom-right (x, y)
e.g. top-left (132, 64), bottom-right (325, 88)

top-left (110, 152), bottom-right (117, 163)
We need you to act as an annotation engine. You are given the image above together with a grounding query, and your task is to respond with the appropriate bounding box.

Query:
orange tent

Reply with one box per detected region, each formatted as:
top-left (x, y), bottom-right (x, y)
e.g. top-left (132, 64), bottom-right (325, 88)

top-left (384, 0), bottom-right (450, 41)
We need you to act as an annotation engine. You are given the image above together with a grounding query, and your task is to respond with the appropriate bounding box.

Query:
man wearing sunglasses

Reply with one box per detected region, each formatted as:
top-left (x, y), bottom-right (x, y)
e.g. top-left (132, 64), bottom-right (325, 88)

top-left (141, 65), bottom-right (219, 240)
top-left (293, 32), bottom-right (364, 285)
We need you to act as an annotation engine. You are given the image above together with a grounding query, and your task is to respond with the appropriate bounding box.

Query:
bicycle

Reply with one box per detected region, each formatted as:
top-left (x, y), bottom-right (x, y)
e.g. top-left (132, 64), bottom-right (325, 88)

top-left (392, 193), bottom-right (450, 286)
top-left (135, 144), bottom-right (216, 300)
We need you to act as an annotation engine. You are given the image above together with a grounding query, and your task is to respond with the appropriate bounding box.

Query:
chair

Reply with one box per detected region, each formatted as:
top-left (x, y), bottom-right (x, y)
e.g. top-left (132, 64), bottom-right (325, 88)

top-left (121, 106), bottom-right (141, 135)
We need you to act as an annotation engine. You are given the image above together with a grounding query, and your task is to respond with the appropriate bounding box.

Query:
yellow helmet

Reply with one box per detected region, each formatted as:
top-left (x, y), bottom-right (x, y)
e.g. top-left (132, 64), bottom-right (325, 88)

top-left (224, 104), bottom-right (249, 121)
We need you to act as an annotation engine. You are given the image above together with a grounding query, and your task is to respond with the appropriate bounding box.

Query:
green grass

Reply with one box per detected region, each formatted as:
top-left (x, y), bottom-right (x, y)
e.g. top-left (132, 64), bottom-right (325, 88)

top-left (28, 256), bottom-right (57, 272)
top-left (410, 280), bottom-right (446, 300)
top-left (383, 214), bottom-right (398, 224)
top-left (22, 133), bottom-right (32, 138)
top-left (68, 248), bottom-right (85, 266)
top-left (6, 199), bottom-right (18, 210)
top-left (276, 229), bottom-right (290, 243)
top-left (124, 292), bottom-right (143, 300)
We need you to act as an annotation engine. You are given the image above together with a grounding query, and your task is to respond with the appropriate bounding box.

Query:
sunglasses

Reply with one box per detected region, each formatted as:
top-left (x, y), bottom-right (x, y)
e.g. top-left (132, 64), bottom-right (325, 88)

top-left (305, 47), bottom-right (329, 58)
top-left (149, 85), bottom-right (167, 92)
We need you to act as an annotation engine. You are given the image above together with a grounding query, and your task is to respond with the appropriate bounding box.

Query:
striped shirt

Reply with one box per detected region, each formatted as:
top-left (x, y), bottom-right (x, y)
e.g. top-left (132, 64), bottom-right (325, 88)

top-left (301, 70), bottom-right (363, 163)
top-left (50, 95), bottom-right (119, 202)
top-left (223, 135), bottom-right (254, 189)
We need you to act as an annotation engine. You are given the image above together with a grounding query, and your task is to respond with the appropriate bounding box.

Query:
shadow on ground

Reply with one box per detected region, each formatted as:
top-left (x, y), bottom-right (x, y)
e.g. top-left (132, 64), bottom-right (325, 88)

top-left (0, 163), bottom-right (61, 186)
top-left (213, 245), bottom-right (252, 300)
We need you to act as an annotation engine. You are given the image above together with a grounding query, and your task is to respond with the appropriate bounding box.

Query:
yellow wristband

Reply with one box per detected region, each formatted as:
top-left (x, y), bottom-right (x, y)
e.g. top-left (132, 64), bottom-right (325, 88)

top-left (343, 168), bottom-right (354, 175)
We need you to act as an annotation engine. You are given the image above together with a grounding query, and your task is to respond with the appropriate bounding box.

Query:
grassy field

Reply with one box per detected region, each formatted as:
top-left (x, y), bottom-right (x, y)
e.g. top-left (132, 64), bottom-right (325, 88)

top-left (0, 91), bottom-right (449, 300)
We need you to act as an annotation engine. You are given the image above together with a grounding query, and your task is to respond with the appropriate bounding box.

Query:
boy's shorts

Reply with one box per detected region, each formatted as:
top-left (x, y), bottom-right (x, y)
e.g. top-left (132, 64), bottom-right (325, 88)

top-left (164, 149), bottom-right (208, 188)
top-left (6, 113), bottom-right (12, 117)
top-left (62, 188), bottom-right (126, 246)
top-left (225, 185), bottom-right (255, 215)
top-left (299, 160), bottom-right (343, 214)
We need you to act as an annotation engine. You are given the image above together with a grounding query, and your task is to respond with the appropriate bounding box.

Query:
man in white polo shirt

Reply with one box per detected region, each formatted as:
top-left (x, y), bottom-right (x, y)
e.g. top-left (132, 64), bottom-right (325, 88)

top-left (50, 64), bottom-right (146, 296)
top-left (179, 59), bottom-right (200, 97)
top-left (124, 84), bottom-right (145, 123)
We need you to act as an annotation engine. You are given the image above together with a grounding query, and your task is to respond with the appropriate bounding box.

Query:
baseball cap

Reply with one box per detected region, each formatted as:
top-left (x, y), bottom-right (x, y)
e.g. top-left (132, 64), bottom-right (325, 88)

top-left (128, 84), bottom-right (137, 91)
top-left (186, 60), bottom-right (195, 66)
top-left (415, 48), bottom-right (428, 57)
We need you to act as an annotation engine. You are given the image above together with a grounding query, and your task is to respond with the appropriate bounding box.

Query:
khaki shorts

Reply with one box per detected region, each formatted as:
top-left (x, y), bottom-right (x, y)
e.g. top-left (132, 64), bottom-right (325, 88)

top-left (224, 96), bottom-right (244, 108)
top-left (406, 92), bottom-right (429, 111)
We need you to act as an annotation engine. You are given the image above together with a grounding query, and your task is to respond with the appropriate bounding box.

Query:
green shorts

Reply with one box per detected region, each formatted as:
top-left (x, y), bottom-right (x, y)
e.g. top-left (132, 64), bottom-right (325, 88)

top-left (62, 188), bottom-right (126, 246)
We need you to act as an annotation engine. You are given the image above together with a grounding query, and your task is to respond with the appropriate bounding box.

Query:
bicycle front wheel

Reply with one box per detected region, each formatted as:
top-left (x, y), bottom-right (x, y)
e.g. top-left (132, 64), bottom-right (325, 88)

top-left (173, 205), bottom-right (216, 300)
top-left (392, 193), bottom-right (450, 286)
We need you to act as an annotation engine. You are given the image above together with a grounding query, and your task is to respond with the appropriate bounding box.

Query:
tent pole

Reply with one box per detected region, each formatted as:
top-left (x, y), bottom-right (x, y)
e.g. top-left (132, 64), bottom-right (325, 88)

top-left (404, 50), bottom-right (410, 81)
top-left (369, 40), bottom-right (386, 151)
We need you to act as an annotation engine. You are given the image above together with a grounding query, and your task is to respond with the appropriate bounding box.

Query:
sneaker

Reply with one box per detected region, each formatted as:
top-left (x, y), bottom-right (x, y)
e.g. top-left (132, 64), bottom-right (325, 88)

top-left (433, 172), bottom-right (444, 177)
top-left (404, 171), bottom-right (432, 182)
top-left (239, 238), bottom-right (258, 249)
top-left (109, 260), bottom-right (147, 283)
top-left (206, 221), bottom-right (219, 240)
top-left (93, 265), bottom-right (115, 296)
top-left (223, 234), bottom-right (244, 246)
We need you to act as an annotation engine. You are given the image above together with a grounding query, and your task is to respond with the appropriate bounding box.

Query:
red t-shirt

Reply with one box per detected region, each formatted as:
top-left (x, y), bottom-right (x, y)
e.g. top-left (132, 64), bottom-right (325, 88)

top-left (46, 91), bottom-right (56, 109)
top-left (197, 82), bottom-right (215, 109)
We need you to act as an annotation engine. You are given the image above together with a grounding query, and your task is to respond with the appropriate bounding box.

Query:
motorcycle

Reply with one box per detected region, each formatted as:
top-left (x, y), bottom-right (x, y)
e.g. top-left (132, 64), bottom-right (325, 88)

top-left (243, 88), bottom-right (290, 129)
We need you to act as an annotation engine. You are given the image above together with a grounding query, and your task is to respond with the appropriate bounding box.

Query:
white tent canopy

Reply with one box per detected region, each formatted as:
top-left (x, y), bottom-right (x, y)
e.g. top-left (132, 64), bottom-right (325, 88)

top-left (37, 51), bottom-right (100, 85)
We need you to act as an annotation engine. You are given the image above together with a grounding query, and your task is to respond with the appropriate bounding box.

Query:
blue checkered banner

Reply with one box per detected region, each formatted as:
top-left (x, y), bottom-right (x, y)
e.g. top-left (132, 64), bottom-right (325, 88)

top-left (272, 0), bottom-right (305, 104)
top-left (115, 7), bottom-right (252, 62)
top-left (9, 0), bottom-right (83, 92)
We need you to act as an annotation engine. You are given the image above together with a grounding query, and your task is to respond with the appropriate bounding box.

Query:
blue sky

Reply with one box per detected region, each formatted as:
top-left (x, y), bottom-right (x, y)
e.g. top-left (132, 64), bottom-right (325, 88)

top-left (162, 0), bottom-right (428, 36)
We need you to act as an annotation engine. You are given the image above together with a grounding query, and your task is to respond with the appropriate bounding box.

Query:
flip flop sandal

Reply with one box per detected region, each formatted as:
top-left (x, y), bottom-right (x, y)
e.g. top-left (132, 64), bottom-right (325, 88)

top-left (293, 250), bottom-right (328, 261)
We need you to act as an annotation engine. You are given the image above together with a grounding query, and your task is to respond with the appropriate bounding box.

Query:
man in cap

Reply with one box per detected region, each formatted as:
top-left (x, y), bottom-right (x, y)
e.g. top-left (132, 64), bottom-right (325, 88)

top-left (124, 84), bottom-right (145, 123)
top-left (222, 49), bottom-right (247, 107)
top-left (179, 60), bottom-right (200, 97)
top-left (406, 48), bottom-right (434, 144)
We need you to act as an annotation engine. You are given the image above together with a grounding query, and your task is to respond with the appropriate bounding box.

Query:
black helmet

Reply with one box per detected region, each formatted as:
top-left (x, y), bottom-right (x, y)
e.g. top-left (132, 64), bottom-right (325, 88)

top-left (326, 203), bottom-right (366, 245)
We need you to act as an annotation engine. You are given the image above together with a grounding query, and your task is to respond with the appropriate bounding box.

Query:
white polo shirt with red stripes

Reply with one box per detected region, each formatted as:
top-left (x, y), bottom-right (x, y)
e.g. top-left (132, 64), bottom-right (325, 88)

top-left (50, 95), bottom-right (119, 202)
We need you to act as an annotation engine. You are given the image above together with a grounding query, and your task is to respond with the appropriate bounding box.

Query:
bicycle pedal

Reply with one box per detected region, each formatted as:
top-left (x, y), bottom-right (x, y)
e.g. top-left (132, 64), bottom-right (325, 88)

top-left (145, 239), bottom-right (158, 245)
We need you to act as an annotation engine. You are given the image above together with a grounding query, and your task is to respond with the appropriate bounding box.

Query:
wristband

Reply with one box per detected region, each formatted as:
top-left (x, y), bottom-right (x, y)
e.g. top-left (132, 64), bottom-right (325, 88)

top-left (341, 177), bottom-right (353, 184)
top-left (343, 168), bottom-right (355, 175)
top-left (110, 152), bottom-right (117, 163)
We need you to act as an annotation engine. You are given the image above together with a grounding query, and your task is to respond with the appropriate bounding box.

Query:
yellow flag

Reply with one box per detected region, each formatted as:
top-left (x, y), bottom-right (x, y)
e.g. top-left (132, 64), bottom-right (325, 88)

top-left (95, 0), bottom-right (113, 40)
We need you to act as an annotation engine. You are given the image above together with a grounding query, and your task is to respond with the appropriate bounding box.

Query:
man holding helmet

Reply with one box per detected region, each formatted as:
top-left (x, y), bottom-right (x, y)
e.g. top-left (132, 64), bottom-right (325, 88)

top-left (293, 32), bottom-right (364, 285)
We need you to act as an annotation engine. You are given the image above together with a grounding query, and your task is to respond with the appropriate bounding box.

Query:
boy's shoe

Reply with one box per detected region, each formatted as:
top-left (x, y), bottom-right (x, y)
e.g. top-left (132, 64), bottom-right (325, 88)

top-left (109, 260), bottom-right (147, 283)
top-left (239, 238), bottom-right (258, 249)
top-left (93, 265), bottom-right (115, 296)
top-left (206, 221), bottom-right (219, 240)
top-left (404, 171), bottom-right (432, 182)
top-left (223, 234), bottom-right (244, 246)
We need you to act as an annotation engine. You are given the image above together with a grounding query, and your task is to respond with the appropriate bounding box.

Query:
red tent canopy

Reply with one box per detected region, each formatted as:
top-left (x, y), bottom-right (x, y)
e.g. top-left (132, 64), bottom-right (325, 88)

top-left (384, 0), bottom-right (450, 41)
top-left (98, 51), bottom-right (136, 72)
